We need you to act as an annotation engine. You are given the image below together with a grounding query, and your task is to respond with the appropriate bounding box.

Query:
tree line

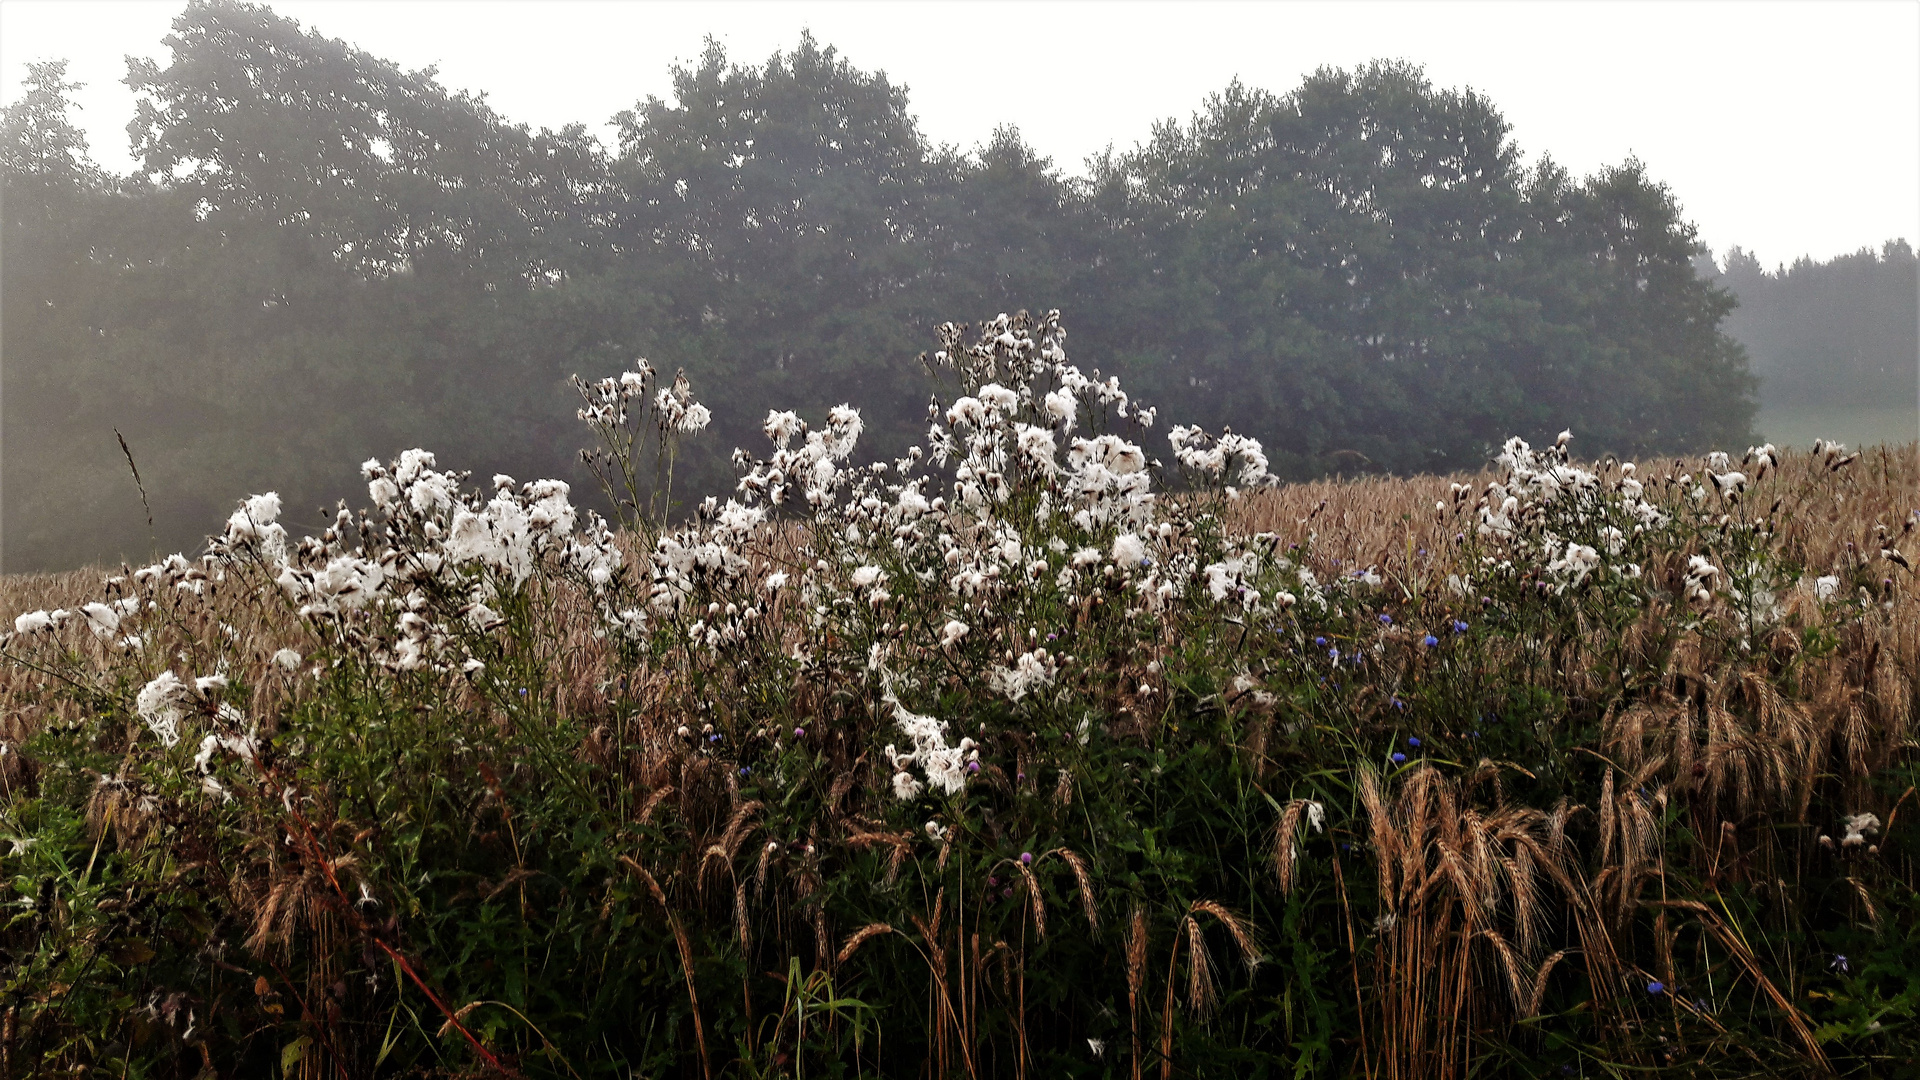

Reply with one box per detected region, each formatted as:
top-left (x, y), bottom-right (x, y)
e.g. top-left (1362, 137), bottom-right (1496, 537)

top-left (3, 0), bottom-right (1757, 572)
top-left (1702, 241), bottom-right (1917, 420)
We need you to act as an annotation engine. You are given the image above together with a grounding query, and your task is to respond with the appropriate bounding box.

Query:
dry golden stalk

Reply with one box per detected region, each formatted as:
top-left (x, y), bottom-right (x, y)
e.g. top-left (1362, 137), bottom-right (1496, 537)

top-left (1526, 949), bottom-right (1570, 1017)
top-left (834, 922), bottom-right (894, 966)
top-left (620, 856), bottom-right (710, 1080)
top-left (1189, 900), bottom-right (1262, 971)
top-left (1652, 898), bottom-right (1830, 1071)
top-left (1013, 860), bottom-right (1046, 940)
top-left (1273, 799), bottom-right (1307, 894)
top-left (1183, 915), bottom-right (1214, 1015)
top-left (1051, 847), bottom-right (1100, 931)
top-left (1127, 906), bottom-right (1147, 1080)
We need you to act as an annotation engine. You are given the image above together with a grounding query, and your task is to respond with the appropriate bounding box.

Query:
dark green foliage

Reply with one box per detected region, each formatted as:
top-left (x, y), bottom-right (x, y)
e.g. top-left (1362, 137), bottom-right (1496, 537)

top-left (1076, 66), bottom-right (1755, 476)
top-left (4, 1), bottom-right (1756, 574)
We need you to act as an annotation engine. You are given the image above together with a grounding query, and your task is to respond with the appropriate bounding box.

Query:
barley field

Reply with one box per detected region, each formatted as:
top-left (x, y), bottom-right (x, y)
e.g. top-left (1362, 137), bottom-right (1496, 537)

top-left (3, 313), bottom-right (1917, 1078)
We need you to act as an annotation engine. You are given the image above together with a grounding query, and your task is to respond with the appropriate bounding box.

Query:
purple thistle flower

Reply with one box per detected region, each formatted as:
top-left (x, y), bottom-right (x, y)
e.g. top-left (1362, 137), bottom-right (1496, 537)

top-left (1020, 851), bottom-right (1033, 865)
top-left (794, 727), bottom-right (805, 738)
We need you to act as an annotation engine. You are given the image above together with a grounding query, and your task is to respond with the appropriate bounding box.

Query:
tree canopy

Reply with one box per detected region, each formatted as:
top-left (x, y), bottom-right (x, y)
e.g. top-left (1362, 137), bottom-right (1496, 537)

top-left (4, 1), bottom-right (1760, 571)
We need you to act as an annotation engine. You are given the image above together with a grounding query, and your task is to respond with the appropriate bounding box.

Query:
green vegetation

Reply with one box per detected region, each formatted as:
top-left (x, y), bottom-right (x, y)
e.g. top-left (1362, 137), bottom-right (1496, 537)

top-left (3, 0), bottom-right (1757, 572)
top-left (0, 312), bottom-right (1915, 1077)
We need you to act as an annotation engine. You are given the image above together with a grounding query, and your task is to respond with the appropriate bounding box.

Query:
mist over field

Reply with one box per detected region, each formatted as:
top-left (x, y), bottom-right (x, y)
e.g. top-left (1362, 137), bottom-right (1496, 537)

top-left (5, 0), bottom-right (1909, 575)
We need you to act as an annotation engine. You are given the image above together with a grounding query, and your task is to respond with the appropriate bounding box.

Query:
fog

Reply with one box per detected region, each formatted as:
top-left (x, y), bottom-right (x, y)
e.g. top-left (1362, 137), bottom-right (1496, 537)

top-left (2, 1), bottom-right (1915, 572)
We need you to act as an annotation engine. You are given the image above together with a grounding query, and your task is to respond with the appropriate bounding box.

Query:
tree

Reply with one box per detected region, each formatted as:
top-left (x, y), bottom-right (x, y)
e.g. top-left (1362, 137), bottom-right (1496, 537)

top-left (1075, 62), bottom-right (1753, 475)
top-left (1709, 240), bottom-right (1917, 418)
top-left (4, 1), bottom-right (633, 570)
top-left (3, 19), bottom-right (1767, 571)
top-left (607, 35), bottom-right (957, 468)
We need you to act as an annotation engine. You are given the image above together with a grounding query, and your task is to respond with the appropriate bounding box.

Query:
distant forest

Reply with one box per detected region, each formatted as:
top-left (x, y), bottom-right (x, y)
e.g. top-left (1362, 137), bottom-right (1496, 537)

top-left (1701, 242), bottom-right (1917, 438)
top-left (0, 0), bottom-right (1849, 572)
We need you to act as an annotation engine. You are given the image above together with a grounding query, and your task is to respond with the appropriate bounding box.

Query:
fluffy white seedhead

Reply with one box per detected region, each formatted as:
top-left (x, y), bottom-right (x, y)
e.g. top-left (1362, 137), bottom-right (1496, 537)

top-left (1842, 812), bottom-right (1882, 847)
top-left (135, 671), bottom-right (189, 748)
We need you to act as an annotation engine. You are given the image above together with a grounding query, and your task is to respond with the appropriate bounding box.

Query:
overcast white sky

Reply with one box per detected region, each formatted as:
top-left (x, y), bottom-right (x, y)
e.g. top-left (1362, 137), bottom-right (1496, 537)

top-left (3, 0), bottom-right (1916, 267)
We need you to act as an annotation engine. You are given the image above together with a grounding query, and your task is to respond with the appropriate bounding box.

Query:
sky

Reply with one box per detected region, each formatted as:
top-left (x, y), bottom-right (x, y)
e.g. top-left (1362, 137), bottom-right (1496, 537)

top-left (2, 0), bottom-right (1917, 268)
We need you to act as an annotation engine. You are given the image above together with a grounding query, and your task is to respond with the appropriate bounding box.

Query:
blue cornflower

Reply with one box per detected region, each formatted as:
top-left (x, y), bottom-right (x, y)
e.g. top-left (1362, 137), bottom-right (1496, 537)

top-left (1832, 954), bottom-right (1850, 974)
top-left (1408, 737), bottom-right (1421, 748)
top-left (1391, 752), bottom-right (1408, 764)
top-left (1315, 636), bottom-right (1327, 646)
top-left (1329, 647), bottom-right (1341, 662)
top-left (1379, 613), bottom-right (1392, 625)
top-left (1647, 981), bottom-right (1665, 995)
top-left (1423, 634), bottom-right (1440, 647)
top-left (739, 766), bottom-right (751, 777)
top-left (1453, 620), bottom-right (1469, 633)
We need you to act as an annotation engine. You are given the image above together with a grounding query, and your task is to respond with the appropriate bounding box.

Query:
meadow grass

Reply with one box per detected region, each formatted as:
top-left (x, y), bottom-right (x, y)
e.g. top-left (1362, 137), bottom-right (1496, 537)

top-left (2, 313), bottom-right (1917, 1079)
